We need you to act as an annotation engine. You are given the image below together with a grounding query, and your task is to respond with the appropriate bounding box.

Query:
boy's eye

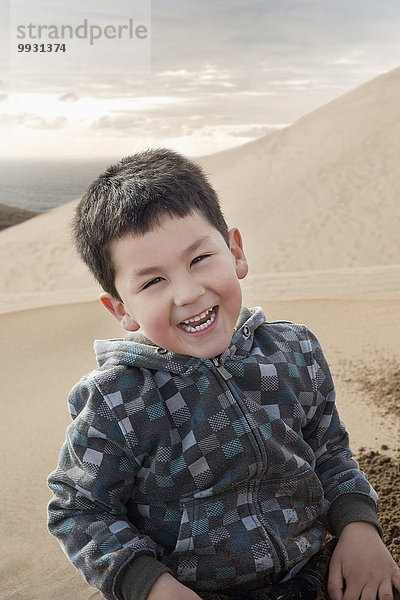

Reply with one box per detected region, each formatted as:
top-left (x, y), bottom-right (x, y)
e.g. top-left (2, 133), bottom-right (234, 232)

top-left (142, 277), bottom-right (163, 290)
top-left (191, 254), bottom-right (210, 266)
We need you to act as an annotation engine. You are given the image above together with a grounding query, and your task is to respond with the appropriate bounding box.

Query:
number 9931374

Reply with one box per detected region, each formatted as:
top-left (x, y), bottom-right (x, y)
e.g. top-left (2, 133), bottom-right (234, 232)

top-left (17, 43), bottom-right (66, 52)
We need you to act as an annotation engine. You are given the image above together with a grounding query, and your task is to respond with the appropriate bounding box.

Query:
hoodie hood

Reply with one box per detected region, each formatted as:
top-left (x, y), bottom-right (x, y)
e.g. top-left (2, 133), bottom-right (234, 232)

top-left (94, 306), bottom-right (266, 376)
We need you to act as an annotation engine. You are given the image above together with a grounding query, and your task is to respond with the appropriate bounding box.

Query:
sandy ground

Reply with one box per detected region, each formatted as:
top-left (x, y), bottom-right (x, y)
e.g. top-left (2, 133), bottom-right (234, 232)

top-left (1, 67), bottom-right (399, 599)
top-left (1, 295), bottom-right (398, 600)
top-left (357, 451), bottom-right (400, 564)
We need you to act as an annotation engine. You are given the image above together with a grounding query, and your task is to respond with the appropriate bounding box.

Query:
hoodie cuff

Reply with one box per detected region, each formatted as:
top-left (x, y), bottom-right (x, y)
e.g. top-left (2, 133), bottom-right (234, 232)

top-left (115, 554), bottom-right (173, 600)
top-left (327, 493), bottom-right (382, 538)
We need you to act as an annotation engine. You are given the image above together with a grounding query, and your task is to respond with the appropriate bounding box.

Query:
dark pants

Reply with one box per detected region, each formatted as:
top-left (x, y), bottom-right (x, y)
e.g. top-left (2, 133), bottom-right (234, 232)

top-left (199, 538), bottom-right (337, 600)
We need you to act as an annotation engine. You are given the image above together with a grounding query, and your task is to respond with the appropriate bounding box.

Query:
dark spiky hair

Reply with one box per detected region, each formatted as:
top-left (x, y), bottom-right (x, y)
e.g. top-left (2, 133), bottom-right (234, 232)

top-left (72, 148), bottom-right (229, 301)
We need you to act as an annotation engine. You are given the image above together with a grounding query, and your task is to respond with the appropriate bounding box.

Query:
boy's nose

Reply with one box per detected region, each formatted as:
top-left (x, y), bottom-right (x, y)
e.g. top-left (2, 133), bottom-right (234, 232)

top-left (173, 275), bottom-right (206, 307)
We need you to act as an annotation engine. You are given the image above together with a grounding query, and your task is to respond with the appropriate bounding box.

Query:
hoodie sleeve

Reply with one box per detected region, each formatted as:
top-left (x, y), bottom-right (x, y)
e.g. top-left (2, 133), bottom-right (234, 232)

top-left (47, 376), bottom-right (171, 600)
top-left (300, 327), bottom-right (381, 535)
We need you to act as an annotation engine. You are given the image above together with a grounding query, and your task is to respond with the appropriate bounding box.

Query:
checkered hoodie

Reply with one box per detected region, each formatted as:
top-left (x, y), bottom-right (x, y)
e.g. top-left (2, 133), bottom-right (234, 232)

top-left (47, 306), bottom-right (378, 600)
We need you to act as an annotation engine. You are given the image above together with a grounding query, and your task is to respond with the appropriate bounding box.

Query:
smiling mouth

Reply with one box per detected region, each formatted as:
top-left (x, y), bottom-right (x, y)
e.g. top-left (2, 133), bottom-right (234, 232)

top-left (180, 306), bottom-right (217, 332)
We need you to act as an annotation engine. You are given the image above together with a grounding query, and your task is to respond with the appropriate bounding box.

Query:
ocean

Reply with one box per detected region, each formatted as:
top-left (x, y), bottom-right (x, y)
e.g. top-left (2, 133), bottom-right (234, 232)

top-left (0, 158), bottom-right (116, 212)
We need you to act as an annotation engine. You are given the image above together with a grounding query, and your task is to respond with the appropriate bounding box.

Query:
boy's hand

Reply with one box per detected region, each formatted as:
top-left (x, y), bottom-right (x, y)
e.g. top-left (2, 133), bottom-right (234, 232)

top-left (327, 522), bottom-right (400, 600)
top-left (147, 573), bottom-right (202, 600)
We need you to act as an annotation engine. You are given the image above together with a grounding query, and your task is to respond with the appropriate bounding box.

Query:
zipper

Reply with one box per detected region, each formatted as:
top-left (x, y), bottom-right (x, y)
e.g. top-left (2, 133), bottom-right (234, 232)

top-left (211, 357), bottom-right (232, 381)
top-left (210, 356), bottom-right (267, 469)
top-left (209, 355), bottom-right (287, 571)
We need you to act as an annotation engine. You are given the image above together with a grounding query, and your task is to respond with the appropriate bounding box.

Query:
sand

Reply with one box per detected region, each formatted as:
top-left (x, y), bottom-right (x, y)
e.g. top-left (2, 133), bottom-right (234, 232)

top-left (1, 297), bottom-right (398, 600)
top-left (1, 67), bottom-right (399, 599)
top-left (357, 451), bottom-right (400, 564)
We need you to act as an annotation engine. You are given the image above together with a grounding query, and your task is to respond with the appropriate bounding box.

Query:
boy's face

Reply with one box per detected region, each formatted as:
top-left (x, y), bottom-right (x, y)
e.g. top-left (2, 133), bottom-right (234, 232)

top-left (100, 210), bottom-right (248, 359)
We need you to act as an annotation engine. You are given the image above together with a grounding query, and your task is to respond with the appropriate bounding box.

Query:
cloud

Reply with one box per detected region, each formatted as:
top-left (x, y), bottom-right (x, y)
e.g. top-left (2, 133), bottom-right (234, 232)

top-left (157, 64), bottom-right (234, 87)
top-left (89, 103), bottom-right (289, 145)
top-left (3, 0), bottom-right (400, 158)
top-left (91, 112), bottom-right (186, 138)
top-left (92, 114), bottom-right (143, 130)
top-left (6, 1), bottom-right (400, 106)
top-left (58, 92), bottom-right (79, 102)
top-left (0, 113), bottom-right (68, 129)
top-left (28, 115), bottom-right (68, 129)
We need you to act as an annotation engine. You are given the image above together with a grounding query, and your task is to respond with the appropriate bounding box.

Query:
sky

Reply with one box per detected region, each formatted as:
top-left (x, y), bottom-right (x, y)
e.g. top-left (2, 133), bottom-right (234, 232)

top-left (1, 0), bottom-right (400, 159)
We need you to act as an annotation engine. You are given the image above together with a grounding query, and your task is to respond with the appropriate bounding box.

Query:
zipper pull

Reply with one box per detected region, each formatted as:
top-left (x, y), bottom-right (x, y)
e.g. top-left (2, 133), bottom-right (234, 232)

top-left (211, 357), bottom-right (232, 381)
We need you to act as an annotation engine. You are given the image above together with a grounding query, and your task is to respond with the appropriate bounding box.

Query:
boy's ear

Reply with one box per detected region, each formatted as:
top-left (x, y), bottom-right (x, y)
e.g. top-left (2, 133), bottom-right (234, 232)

top-left (99, 293), bottom-right (140, 332)
top-left (228, 227), bottom-right (248, 280)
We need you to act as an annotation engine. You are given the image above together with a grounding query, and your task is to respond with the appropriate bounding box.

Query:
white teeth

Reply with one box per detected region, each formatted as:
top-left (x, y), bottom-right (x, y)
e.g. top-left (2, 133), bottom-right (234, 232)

top-left (181, 307), bottom-right (216, 332)
top-left (183, 307), bottom-right (213, 325)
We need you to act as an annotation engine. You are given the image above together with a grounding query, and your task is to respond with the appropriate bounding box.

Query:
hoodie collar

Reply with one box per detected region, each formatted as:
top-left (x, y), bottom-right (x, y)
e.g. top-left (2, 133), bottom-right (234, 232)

top-left (94, 306), bottom-right (266, 376)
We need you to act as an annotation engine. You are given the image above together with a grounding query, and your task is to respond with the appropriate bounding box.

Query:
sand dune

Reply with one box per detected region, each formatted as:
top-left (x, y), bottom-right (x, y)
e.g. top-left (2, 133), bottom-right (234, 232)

top-left (198, 67), bottom-right (400, 273)
top-left (0, 200), bottom-right (89, 296)
top-left (1, 68), bottom-right (399, 600)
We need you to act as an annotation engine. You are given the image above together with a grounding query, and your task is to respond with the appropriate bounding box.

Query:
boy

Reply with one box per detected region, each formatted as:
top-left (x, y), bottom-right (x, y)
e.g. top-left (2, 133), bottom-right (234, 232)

top-left (47, 149), bottom-right (400, 600)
